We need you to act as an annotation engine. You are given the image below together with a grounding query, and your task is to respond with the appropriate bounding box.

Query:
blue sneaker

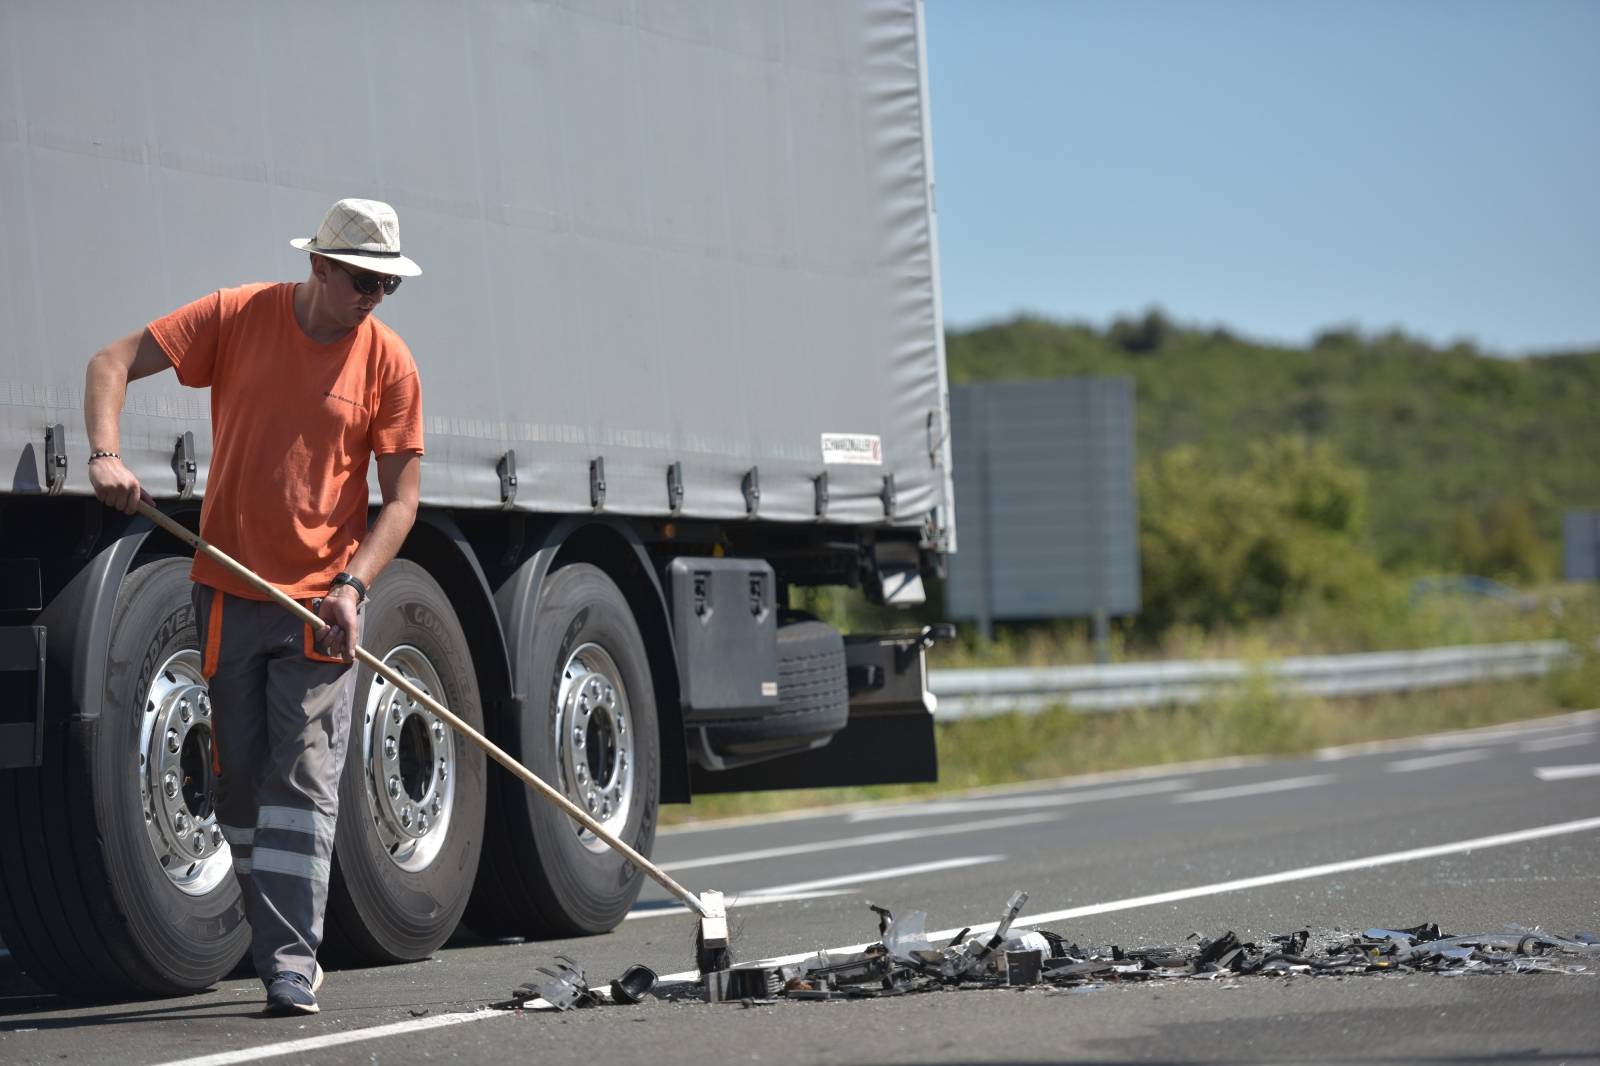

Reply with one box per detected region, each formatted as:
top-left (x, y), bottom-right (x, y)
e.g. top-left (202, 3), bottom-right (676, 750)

top-left (265, 970), bottom-right (319, 1015)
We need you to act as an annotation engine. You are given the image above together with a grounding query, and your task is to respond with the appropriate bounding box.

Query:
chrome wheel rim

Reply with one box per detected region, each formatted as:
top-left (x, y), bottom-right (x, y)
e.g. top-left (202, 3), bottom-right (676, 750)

top-left (361, 645), bottom-right (456, 872)
top-left (138, 650), bottom-right (231, 895)
top-left (554, 642), bottom-right (635, 854)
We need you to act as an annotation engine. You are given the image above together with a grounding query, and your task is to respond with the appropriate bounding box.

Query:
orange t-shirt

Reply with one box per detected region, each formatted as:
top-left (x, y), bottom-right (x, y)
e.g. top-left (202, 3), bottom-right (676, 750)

top-left (148, 283), bottom-right (424, 601)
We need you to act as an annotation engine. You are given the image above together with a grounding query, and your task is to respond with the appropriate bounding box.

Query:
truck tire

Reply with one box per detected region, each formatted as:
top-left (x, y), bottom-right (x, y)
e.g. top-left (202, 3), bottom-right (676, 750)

top-left (702, 620), bottom-right (849, 757)
top-left (324, 560), bottom-right (486, 963)
top-left (465, 563), bottom-right (659, 938)
top-left (0, 557), bottom-right (248, 998)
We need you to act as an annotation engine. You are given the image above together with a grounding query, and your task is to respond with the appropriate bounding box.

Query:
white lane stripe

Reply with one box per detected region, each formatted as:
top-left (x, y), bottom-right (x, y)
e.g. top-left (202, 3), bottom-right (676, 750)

top-left (658, 813), bottom-right (1057, 872)
top-left (1519, 731), bottom-right (1598, 753)
top-left (152, 1010), bottom-right (501, 1066)
top-left (657, 755), bottom-right (1273, 836)
top-left (1172, 774), bottom-right (1334, 804)
top-left (845, 780), bottom-right (1189, 823)
top-left (150, 816), bottom-right (1600, 1066)
top-left (1386, 749), bottom-right (1491, 773)
top-left (1535, 764), bottom-right (1600, 782)
top-left (657, 814), bottom-right (1600, 983)
top-left (747, 855), bottom-right (1002, 896)
top-left (625, 889), bottom-right (851, 920)
top-left (1315, 709), bottom-right (1600, 761)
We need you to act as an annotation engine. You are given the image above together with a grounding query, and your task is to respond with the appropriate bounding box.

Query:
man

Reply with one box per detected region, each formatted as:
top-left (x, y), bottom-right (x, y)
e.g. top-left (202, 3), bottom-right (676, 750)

top-left (84, 199), bottom-right (424, 1016)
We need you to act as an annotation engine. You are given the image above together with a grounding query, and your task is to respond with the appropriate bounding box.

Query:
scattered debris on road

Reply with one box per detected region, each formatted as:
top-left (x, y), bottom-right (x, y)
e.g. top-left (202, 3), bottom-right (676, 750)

top-left (501, 895), bottom-right (1599, 1011)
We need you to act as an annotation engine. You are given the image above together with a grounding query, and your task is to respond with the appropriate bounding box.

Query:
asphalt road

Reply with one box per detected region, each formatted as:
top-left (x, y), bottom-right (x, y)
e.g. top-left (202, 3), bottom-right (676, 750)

top-left (2, 709), bottom-right (1597, 1066)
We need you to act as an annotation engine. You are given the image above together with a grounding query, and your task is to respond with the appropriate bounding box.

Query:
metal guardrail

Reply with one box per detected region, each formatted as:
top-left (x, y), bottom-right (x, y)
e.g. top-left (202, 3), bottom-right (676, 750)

top-left (929, 641), bottom-right (1573, 719)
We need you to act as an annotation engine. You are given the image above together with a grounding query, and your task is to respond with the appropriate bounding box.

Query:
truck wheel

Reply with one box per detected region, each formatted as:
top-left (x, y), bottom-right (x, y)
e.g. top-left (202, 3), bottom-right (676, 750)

top-left (324, 560), bottom-right (485, 963)
top-left (465, 563), bottom-right (659, 937)
top-left (702, 620), bottom-right (849, 757)
top-left (0, 557), bottom-right (248, 998)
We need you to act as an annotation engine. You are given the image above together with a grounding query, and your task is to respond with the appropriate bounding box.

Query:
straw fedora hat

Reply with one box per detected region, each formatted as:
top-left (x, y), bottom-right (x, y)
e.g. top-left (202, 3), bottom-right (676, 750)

top-left (290, 198), bottom-right (422, 277)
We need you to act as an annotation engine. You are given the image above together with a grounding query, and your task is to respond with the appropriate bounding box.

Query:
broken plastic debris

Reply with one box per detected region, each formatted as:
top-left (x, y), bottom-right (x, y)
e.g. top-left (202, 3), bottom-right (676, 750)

top-left (510, 955), bottom-right (598, 1011)
top-left (704, 964), bottom-right (787, 1003)
top-left (766, 901), bottom-right (1598, 1004)
top-left (609, 964), bottom-right (657, 1005)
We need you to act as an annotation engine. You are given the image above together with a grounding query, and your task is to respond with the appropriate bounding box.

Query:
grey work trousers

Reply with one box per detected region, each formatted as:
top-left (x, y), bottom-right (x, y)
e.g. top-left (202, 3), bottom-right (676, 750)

top-left (192, 584), bottom-right (359, 984)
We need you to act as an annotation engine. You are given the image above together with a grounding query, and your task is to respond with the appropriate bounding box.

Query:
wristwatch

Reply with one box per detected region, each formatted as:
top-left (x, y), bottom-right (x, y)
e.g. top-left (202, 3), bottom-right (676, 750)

top-left (329, 571), bottom-right (367, 603)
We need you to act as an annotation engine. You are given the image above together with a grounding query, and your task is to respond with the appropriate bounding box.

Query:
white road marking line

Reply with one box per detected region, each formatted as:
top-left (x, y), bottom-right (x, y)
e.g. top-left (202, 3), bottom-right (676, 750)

top-left (746, 854), bottom-right (1003, 896)
top-left (1519, 731), bottom-right (1598, 754)
top-left (625, 856), bottom-right (1003, 921)
top-left (658, 813), bottom-right (1600, 982)
top-left (1172, 774), bottom-right (1335, 804)
top-left (1314, 709), bottom-right (1599, 761)
top-left (153, 1010), bottom-right (502, 1066)
top-left (656, 755), bottom-right (1275, 835)
top-left (658, 812), bottom-right (1057, 872)
top-left (845, 780), bottom-right (1189, 822)
top-left (624, 888), bottom-right (850, 919)
top-left (1386, 748), bottom-right (1491, 773)
top-left (150, 815), bottom-right (1600, 1066)
top-left (1534, 764), bottom-right (1600, 782)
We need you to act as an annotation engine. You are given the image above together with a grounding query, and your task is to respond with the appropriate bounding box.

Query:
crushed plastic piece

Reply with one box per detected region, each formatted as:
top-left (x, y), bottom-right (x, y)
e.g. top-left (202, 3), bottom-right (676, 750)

top-left (1004, 949), bottom-right (1042, 986)
top-left (705, 964), bottom-right (787, 1003)
top-left (609, 964), bottom-right (657, 1005)
top-left (511, 955), bottom-right (598, 1011)
top-left (766, 904), bottom-right (1599, 1005)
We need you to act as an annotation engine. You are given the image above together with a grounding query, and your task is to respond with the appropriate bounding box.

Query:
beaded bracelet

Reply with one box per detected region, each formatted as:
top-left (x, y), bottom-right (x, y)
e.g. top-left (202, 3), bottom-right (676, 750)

top-left (88, 450), bottom-right (120, 462)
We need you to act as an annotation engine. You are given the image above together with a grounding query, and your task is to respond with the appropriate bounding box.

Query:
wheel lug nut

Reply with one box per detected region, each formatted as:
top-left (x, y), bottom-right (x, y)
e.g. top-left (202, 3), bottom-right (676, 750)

top-left (388, 775), bottom-right (401, 799)
top-left (438, 759), bottom-right (448, 781)
top-left (401, 807), bottom-right (413, 829)
top-left (391, 705), bottom-right (403, 725)
top-left (179, 699), bottom-right (192, 723)
top-left (432, 721), bottom-right (445, 741)
top-left (199, 694), bottom-right (212, 717)
top-left (418, 813), bottom-right (429, 832)
top-left (174, 812), bottom-right (189, 832)
top-left (164, 772), bottom-right (179, 798)
top-left (432, 796), bottom-right (442, 815)
top-left (191, 831), bottom-right (204, 852)
top-left (166, 729), bottom-right (180, 753)
top-left (211, 827), bottom-right (224, 847)
top-left (384, 736), bottom-right (398, 760)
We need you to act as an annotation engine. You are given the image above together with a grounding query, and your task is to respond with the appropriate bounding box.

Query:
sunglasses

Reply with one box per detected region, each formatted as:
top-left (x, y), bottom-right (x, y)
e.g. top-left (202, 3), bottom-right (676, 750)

top-left (331, 259), bottom-right (402, 296)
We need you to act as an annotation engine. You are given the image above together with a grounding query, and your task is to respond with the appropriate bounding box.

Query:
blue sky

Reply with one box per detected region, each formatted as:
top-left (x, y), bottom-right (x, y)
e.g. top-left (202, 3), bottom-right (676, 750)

top-left (923, 0), bottom-right (1600, 354)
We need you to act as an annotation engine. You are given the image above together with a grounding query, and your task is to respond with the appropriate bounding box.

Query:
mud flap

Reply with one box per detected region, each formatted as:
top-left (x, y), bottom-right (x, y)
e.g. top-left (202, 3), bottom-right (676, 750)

top-left (688, 627), bottom-right (945, 794)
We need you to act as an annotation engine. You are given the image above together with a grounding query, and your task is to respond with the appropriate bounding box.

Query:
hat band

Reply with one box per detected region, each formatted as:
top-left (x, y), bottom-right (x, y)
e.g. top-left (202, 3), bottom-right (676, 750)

top-left (308, 244), bottom-right (402, 258)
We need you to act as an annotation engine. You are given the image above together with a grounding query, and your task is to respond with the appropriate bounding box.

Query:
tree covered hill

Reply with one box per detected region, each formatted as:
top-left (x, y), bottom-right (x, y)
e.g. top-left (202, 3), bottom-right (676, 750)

top-left (945, 311), bottom-right (1600, 578)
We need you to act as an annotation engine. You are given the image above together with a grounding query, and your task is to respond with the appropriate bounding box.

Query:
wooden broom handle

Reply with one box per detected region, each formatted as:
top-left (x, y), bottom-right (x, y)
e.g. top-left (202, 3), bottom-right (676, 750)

top-left (135, 502), bottom-right (709, 917)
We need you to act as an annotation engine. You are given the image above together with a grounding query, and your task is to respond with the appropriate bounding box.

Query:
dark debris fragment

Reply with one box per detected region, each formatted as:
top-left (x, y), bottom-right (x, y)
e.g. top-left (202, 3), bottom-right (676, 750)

top-left (746, 897), bottom-right (1600, 1003)
top-left (502, 898), bottom-right (1598, 1012)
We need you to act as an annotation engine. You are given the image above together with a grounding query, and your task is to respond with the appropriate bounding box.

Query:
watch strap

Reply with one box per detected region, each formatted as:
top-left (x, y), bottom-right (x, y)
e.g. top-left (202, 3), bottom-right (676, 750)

top-left (330, 571), bottom-right (367, 602)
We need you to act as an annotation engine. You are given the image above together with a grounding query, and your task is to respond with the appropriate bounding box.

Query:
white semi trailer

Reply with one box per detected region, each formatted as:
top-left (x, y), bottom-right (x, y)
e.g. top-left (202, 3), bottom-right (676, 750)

top-left (0, 0), bottom-right (953, 997)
